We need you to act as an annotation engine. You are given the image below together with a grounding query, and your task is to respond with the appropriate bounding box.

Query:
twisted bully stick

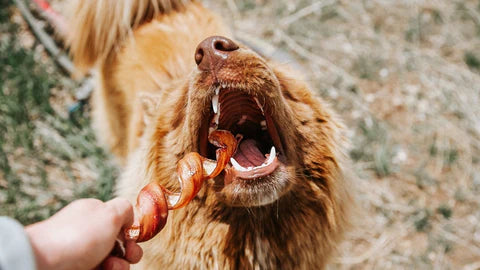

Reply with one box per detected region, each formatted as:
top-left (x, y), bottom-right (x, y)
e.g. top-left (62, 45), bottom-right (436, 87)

top-left (124, 130), bottom-right (237, 242)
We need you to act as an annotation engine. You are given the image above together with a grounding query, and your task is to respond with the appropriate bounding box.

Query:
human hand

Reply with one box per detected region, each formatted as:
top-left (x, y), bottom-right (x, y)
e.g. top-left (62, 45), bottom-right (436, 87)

top-left (25, 198), bottom-right (143, 270)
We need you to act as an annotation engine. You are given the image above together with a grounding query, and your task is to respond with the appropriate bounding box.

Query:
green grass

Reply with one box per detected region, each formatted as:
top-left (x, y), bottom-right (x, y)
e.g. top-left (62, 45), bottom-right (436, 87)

top-left (413, 208), bottom-right (432, 232)
top-left (464, 51), bottom-right (480, 70)
top-left (436, 204), bottom-right (452, 219)
top-left (351, 55), bottom-right (385, 80)
top-left (349, 117), bottom-right (397, 177)
top-left (0, 1), bottom-right (117, 225)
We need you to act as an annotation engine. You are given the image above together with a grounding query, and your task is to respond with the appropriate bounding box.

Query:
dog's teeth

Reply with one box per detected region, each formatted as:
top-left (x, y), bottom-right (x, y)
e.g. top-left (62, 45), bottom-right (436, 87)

top-left (215, 86), bottom-right (220, 96)
top-left (230, 147), bottom-right (276, 173)
top-left (230, 158), bottom-right (249, 172)
top-left (266, 146), bottom-right (276, 165)
top-left (213, 111), bottom-right (220, 125)
top-left (260, 120), bottom-right (267, 130)
top-left (212, 94), bottom-right (219, 114)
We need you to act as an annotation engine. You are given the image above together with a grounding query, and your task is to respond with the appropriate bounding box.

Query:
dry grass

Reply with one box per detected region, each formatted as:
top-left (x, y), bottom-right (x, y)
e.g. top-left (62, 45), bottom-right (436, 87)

top-left (1, 0), bottom-right (480, 268)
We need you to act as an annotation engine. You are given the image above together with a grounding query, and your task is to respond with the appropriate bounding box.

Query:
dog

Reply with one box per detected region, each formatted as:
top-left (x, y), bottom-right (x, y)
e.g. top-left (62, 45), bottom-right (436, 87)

top-left (66, 0), bottom-right (352, 268)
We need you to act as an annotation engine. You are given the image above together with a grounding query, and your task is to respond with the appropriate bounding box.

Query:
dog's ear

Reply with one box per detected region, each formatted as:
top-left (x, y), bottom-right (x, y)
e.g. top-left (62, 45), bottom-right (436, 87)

top-left (65, 0), bottom-right (193, 75)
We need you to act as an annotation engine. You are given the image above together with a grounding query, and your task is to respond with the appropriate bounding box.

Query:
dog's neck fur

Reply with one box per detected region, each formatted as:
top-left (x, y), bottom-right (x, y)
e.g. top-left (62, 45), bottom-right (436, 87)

top-left (118, 138), bottom-right (346, 270)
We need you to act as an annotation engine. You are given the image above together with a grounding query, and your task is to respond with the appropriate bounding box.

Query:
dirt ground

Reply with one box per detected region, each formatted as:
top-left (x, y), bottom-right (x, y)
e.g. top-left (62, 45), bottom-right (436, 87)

top-left (1, 0), bottom-right (479, 269)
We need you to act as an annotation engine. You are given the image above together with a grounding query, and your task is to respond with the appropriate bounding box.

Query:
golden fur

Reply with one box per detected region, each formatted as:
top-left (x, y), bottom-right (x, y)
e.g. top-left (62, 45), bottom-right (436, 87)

top-left (66, 0), bottom-right (353, 269)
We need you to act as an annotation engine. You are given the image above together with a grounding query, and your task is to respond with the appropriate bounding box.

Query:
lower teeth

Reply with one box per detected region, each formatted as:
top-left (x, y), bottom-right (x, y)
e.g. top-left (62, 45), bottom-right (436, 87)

top-left (230, 146), bottom-right (276, 172)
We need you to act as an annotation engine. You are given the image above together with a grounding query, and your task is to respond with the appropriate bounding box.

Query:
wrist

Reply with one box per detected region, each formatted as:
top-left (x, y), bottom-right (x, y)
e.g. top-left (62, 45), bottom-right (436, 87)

top-left (25, 221), bottom-right (62, 270)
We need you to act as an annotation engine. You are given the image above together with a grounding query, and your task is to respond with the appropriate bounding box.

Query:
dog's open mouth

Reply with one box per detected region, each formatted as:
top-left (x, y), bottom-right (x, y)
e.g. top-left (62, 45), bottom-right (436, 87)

top-left (199, 85), bottom-right (286, 186)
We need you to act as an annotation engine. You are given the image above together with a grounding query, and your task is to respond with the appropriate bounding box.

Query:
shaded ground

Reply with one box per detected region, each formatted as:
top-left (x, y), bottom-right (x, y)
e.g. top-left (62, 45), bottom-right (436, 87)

top-left (1, 0), bottom-right (479, 269)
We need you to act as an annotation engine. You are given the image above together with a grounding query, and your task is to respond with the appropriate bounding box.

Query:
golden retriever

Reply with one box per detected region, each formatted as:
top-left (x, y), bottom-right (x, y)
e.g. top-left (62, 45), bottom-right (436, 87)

top-left (66, 0), bottom-right (352, 269)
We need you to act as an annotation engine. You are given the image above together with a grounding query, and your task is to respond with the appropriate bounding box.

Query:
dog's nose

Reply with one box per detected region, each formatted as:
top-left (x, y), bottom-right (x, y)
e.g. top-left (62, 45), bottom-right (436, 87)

top-left (195, 36), bottom-right (239, 71)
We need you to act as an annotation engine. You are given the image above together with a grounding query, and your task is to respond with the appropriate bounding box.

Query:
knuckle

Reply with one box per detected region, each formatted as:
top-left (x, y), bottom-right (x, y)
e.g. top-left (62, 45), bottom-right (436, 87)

top-left (107, 207), bottom-right (123, 226)
top-left (106, 198), bottom-right (133, 226)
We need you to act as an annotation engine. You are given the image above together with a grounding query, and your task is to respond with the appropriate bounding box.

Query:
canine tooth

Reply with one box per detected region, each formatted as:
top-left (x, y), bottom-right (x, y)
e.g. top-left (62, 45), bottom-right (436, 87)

top-left (230, 158), bottom-right (249, 172)
top-left (215, 86), bottom-right (220, 95)
top-left (212, 94), bottom-right (219, 114)
top-left (266, 146), bottom-right (276, 165)
top-left (212, 110), bottom-right (220, 125)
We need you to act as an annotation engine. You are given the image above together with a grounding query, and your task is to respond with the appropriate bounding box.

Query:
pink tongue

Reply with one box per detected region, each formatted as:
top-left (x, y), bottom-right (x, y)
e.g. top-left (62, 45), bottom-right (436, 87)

top-left (232, 139), bottom-right (265, 167)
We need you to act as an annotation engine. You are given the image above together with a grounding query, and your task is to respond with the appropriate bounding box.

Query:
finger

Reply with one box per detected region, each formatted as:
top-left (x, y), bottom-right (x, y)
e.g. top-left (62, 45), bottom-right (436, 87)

top-left (106, 198), bottom-right (135, 229)
top-left (102, 256), bottom-right (130, 270)
top-left (124, 240), bottom-right (143, 264)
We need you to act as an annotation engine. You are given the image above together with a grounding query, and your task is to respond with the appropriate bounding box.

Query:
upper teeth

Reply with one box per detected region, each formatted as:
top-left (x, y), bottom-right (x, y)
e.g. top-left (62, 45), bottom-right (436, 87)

top-left (212, 94), bottom-right (219, 114)
top-left (210, 88), bottom-right (221, 135)
top-left (230, 146), bottom-right (277, 172)
top-left (260, 120), bottom-right (267, 130)
top-left (210, 87), bottom-right (276, 172)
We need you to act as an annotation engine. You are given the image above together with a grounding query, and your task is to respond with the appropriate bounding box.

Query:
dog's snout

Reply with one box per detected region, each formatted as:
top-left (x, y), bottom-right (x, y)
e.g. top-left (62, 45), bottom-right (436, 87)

top-left (195, 36), bottom-right (239, 71)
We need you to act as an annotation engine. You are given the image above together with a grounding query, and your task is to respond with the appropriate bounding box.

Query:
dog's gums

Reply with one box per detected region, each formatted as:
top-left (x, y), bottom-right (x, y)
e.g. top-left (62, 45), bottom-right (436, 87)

top-left (198, 85), bottom-right (288, 205)
top-left (125, 130), bottom-right (237, 242)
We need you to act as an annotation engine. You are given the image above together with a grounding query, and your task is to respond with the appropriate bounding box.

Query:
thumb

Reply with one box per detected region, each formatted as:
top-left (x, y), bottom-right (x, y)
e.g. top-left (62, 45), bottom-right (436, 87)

top-left (106, 198), bottom-right (135, 231)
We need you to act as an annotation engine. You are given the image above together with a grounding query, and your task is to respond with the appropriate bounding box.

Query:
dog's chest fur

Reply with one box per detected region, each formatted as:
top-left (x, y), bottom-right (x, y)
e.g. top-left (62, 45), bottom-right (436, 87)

top-left (135, 192), bottom-right (332, 269)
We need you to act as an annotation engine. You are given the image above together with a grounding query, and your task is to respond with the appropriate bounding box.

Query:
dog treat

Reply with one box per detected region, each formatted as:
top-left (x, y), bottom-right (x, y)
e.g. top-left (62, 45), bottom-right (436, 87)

top-left (125, 130), bottom-right (237, 242)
